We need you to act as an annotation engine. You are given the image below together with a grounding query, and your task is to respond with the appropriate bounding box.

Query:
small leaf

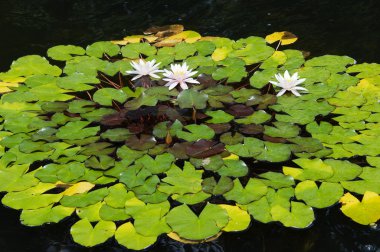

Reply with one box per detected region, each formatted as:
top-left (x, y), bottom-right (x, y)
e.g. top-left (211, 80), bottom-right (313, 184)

top-left (265, 31), bottom-right (298, 45)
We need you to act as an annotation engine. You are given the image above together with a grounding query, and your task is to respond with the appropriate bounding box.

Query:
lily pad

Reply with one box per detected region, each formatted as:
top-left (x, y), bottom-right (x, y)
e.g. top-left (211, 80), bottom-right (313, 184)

top-left (295, 180), bottom-right (344, 208)
top-left (271, 201), bottom-right (314, 228)
top-left (340, 191), bottom-right (380, 225)
top-left (166, 203), bottom-right (228, 240)
top-left (115, 222), bottom-right (157, 250)
top-left (70, 219), bottom-right (116, 247)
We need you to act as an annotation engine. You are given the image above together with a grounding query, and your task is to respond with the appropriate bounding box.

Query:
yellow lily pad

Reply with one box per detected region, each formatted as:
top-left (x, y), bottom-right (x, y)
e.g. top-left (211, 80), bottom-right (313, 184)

top-left (340, 191), bottom-right (380, 225)
top-left (265, 31), bottom-right (298, 45)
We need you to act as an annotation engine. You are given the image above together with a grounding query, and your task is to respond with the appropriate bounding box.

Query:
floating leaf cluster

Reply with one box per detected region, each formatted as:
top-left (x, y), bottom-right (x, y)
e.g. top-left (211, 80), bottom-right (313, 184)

top-left (0, 25), bottom-right (379, 250)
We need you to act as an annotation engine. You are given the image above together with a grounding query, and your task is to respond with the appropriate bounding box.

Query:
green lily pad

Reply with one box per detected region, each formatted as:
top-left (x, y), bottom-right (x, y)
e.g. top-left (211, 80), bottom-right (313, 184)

top-left (115, 222), bottom-right (157, 250)
top-left (158, 162), bottom-right (203, 195)
top-left (121, 43), bottom-right (157, 59)
top-left (177, 124), bottom-right (215, 142)
top-left (202, 176), bottom-right (233, 195)
top-left (166, 203), bottom-right (228, 240)
top-left (177, 89), bottom-right (208, 109)
top-left (2, 183), bottom-right (62, 210)
top-left (21, 205), bottom-right (74, 226)
top-left (172, 191), bottom-right (211, 205)
top-left (70, 219), bottom-right (116, 247)
top-left (47, 45), bottom-right (86, 61)
top-left (295, 180), bottom-right (344, 208)
top-left (264, 122), bottom-right (300, 138)
top-left (271, 201), bottom-right (314, 228)
top-left (0, 164), bottom-right (39, 192)
top-left (86, 41), bottom-right (120, 58)
top-left (259, 172), bottom-right (295, 189)
top-left (60, 188), bottom-right (109, 208)
top-left (283, 158), bottom-right (334, 181)
top-left (224, 178), bottom-right (268, 204)
top-left (76, 202), bottom-right (103, 222)
top-left (217, 159), bottom-right (249, 177)
top-left (135, 153), bottom-right (175, 174)
top-left (205, 110), bottom-right (234, 124)
top-left (99, 204), bottom-right (130, 221)
top-left (100, 128), bottom-right (132, 142)
top-left (93, 88), bottom-right (128, 106)
top-left (8, 55), bottom-right (62, 77)
top-left (56, 121), bottom-right (100, 140)
top-left (235, 110), bottom-right (271, 125)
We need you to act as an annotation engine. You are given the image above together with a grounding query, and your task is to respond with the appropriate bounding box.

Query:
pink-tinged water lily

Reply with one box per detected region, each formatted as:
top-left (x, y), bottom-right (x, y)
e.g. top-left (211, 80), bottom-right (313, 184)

top-left (126, 59), bottom-right (163, 81)
top-left (269, 70), bottom-right (308, 96)
top-left (163, 62), bottom-right (200, 90)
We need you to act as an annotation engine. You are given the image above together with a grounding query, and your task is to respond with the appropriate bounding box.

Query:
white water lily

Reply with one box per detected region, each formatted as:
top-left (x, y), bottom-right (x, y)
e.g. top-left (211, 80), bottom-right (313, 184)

top-left (269, 70), bottom-right (307, 97)
top-left (126, 59), bottom-right (163, 81)
top-left (163, 62), bottom-right (200, 90)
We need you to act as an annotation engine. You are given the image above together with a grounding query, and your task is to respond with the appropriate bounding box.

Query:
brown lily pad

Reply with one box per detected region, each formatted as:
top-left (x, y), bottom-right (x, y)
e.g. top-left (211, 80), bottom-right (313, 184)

top-left (186, 140), bottom-right (225, 159)
top-left (263, 135), bottom-right (287, 143)
top-left (205, 123), bottom-right (231, 134)
top-left (226, 104), bottom-right (254, 117)
top-left (100, 112), bottom-right (126, 126)
top-left (239, 124), bottom-right (264, 135)
top-left (168, 142), bottom-right (192, 159)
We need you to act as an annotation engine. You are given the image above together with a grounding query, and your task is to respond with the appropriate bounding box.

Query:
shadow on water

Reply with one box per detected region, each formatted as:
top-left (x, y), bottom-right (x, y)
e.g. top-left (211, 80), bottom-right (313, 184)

top-left (0, 0), bottom-right (380, 251)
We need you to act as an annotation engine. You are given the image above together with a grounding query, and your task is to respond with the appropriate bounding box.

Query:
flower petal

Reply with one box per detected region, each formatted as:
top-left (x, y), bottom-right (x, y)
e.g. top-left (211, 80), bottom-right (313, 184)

top-left (291, 89), bottom-right (301, 96)
top-left (276, 89), bottom-right (287, 97)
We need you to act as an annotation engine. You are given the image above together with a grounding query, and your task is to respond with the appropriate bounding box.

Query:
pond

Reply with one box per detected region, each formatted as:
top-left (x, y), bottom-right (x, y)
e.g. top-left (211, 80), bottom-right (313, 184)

top-left (0, 1), bottom-right (380, 252)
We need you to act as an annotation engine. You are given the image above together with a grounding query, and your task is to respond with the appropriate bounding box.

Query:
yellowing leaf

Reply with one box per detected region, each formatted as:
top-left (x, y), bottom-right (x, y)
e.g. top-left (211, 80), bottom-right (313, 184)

top-left (112, 35), bottom-right (158, 45)
top-left (212, 47), bottom-right (230, 61)
top-left (172, 31), bottom-right (201, 43)
top-left (63, 182), bottom-right (95, 196)
top-left (144, 24), bottom-right (184, 37)
top-left (340, 191), bottom-right (380, 225)
top-left (219, 204), bottom-right (251, 232)
top-left (223, 154), bottom-right (239, 160)
top-left (0, 82), bottom-right (19, 93)
top-left (265, 31), bottom-right (298, 45)
top-left (155, 31), bottom-right (201, 47)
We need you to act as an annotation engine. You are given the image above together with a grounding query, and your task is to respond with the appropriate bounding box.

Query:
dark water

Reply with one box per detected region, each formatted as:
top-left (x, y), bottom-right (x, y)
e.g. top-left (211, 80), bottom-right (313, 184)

top-left (0, 0), bottom-right (380, 251)
top-left (0, 0), bottom-right (380, 71)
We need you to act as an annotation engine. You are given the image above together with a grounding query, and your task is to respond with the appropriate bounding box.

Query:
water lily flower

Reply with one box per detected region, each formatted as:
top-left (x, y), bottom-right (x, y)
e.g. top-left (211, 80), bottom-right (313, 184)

top-left (163, 62), bottom-right (200, 90)
top-left (126, 59), bottom-right (163, 81)
top-left (269, 70), bottom-right (307, 97)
